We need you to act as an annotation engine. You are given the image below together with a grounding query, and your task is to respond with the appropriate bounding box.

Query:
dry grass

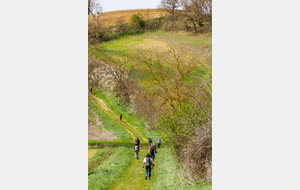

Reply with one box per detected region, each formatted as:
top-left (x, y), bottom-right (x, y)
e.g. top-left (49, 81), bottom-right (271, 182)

top-left (88, 149), bottom-right (99, 159)
top-left (132, 39), bottom-right (171, 52)
top-left (89, 9), bottom-right (166, 27)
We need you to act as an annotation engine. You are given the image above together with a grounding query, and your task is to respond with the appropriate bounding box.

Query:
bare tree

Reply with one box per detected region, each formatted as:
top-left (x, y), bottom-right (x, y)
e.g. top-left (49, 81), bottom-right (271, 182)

top-left (181, 0), bottom-right (212, 33)
top-left (158, 0), bottom-right (181, 19)
top-left (88, 0), bottom-right (103, 14)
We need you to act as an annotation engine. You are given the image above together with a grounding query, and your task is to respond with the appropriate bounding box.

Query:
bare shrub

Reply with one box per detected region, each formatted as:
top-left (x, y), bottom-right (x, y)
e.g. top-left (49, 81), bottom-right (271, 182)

top-left (89, 48), bottom-right (140, 104)
top-left (158, 73), bottom-right (212, 183)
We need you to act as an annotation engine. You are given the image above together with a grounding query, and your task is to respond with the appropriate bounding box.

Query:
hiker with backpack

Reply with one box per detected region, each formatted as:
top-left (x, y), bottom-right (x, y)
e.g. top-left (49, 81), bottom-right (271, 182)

top-left (134, 143), bottom-right (140, 159)
top-left (135, 137), bottom-right (140, 150)
top-left (149, 143), bottom-right (157, 161)
top-left (119, 113), bottom-right (122, 122)
top-left (157, 138), bottom-right (161, 148)
top-left (135, 137), bottom-right (140, 146)
top-left (142, 153), bottom-right (155, 180)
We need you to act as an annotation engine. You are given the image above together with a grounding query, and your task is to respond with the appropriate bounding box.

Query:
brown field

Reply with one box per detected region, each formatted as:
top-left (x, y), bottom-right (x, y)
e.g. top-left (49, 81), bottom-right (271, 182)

top-left (89, 9), bottom-right (166, 27)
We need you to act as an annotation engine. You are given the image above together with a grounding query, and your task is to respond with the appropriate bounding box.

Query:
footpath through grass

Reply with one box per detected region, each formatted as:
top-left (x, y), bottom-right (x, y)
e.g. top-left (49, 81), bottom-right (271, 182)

top-left (111, 148), bottom-right (155, 190)
top-left (89, 99), bottom-right (132, 143)
top-left (89, 93), bottom-right (152, 144)
top-left (93, 91), bottom-right (161, 142)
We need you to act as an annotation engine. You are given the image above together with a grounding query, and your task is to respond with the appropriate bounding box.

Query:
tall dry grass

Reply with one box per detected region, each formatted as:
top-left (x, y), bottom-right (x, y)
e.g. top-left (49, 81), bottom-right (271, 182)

top-left (89, 9), bottom-right (166, 27)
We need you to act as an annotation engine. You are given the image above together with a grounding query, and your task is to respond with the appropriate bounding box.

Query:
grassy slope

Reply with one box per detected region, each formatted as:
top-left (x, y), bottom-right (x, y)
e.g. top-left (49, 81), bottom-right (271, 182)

top-left (93, 91), bottom-right (160, 143)
top-left (88, 147), bottom-right (133, 190)
top-left (88, 31), bottom-right (212, 189)
top-left (152, 147), bottom-right (212, 190)
top-left (88, 149), bottom-right (100, 159)
top-left (88, 147), bottom-right (114, 175)
top-left (88, 99), bottom-right (132, 142)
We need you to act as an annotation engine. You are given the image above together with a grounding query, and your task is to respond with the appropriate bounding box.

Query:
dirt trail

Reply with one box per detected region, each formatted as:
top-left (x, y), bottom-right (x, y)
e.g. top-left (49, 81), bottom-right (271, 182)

top-left (112, 149), bottom-right (155, 190)
top-left (89, 95), bottom-right (148, 143)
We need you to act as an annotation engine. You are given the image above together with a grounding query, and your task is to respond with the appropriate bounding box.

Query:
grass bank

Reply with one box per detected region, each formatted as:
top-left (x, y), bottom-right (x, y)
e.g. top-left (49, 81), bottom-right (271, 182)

top-left (88, 147), bottom-right (133, 190)
top-left (88, 147), bottom-right (114, 175)
top-left (152, 147), bottom-right (212, 190)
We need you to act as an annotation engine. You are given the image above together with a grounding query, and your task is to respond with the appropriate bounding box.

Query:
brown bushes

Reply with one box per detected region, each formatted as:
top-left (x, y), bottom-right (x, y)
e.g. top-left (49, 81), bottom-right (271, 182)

top-left (158, 74), bottom-right (212, 183)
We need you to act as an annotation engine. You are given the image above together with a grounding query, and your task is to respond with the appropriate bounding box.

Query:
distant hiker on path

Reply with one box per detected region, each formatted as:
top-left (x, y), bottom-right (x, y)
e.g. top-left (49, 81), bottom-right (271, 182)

top-left (90, 87), bottom-right (92, 93)
top-left (142, 153), bottom-right (154, 180)
top-left (135, 137), bottom-right (140, 147)
top-left (119, 113), bottom-right (122, 121)
top-left (157, 138), bottom-right (161, 148)
top-left (134, 143), bottom-right (140, 159)
top-left (148, 137), bottom-right (153, 146)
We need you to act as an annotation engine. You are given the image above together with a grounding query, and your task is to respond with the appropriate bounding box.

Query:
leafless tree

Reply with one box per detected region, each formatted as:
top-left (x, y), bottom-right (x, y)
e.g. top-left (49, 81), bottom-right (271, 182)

top-left (158, 0), bottom-right (181, 19)
top-left (88, 0), bottom-right (103, 14)
top-left (181, 0), bottom-right (212, 33)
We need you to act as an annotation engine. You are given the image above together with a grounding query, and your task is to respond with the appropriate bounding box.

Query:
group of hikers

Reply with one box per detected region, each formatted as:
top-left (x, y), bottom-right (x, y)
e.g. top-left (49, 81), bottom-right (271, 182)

top-left (134, 137), bottom-right (162, 180)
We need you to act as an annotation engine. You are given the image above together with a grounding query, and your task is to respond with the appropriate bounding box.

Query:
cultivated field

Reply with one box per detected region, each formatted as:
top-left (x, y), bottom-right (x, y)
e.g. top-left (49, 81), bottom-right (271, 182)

top-left (89, 9), bottom-right (166, 27)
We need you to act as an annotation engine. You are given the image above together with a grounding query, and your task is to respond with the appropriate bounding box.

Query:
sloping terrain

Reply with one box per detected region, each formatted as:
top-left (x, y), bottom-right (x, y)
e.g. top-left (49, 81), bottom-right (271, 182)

top-left (89, 9), bottom-right (166, 27)
top-left (88, 31), bottom-right (212, 190)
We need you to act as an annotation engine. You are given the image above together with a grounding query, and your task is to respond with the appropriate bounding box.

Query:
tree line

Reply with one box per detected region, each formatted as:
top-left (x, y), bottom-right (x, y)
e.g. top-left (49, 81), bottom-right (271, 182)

top-left (88, 0), bottom-right (212, 44)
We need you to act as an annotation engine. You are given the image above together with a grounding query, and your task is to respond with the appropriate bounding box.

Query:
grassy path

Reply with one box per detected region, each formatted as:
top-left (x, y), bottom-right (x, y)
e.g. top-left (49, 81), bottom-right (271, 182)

top-left (88, 94), bottom-right (160, 190)
top-left (112, 148), bottom-right (155, 190)
top-left (89, 95), bottom-right (148, 143)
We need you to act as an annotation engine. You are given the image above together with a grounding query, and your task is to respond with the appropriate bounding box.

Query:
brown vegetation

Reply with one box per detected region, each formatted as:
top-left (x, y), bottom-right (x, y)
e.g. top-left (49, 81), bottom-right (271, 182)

top-left (89, 9), bottom-right (166, 27)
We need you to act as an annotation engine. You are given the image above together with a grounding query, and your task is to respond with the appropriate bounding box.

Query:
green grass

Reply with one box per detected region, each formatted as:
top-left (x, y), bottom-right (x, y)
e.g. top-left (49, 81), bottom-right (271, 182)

top-left (88, 30), bottom-right (212, 189)
top-left (146, 31), bottom-right (212, 50)
top-left (152, 147), bottom-right (212, 190)
top-left (88, 147), bottom-right (133, 190)
top-left (88, 140), bottom-right (138, 147)
top-left (88, 100), bottom-right (132, 142)
top-left (88, 147), bottom-right (114, 175)
top-left (93, 90), bottom-right (161, 142)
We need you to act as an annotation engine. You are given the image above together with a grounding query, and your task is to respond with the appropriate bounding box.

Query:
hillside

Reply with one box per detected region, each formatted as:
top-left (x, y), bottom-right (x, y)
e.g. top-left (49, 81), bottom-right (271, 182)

top-left (89, 9), bottom-right (166, 27)
top-left (88, 30), bottom-right (212, 189)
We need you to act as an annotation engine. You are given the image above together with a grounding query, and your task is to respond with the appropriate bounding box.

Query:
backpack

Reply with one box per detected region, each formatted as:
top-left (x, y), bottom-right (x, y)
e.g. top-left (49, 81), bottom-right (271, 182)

top-left (158, 139), bottom-right (161, 143)
top-left (145, 157), bottom-right (151, 167)
top-left (134, 145), bottom-right (139, 151)
top-left (150, 146), bottom-right (155, 153)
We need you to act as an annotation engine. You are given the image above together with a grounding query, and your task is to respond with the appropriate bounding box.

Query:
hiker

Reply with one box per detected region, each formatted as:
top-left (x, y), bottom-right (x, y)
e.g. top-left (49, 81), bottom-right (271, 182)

top-left (90, 87), bottom-right (92, 93)
top-left (142, 153), bottom-right (155, 180)
top-left (134, 143), bottom-right (140, 159)
top-left (135, 137), bottom-right (140, 147)
top-left (119, 113), bottom-right (122, 121)
top-left (148, 137), bottom-right (153, 146)
top-left (157, 138), bottom-right (161, 148)
top-left (149, 143), bottom-right (157, 161)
